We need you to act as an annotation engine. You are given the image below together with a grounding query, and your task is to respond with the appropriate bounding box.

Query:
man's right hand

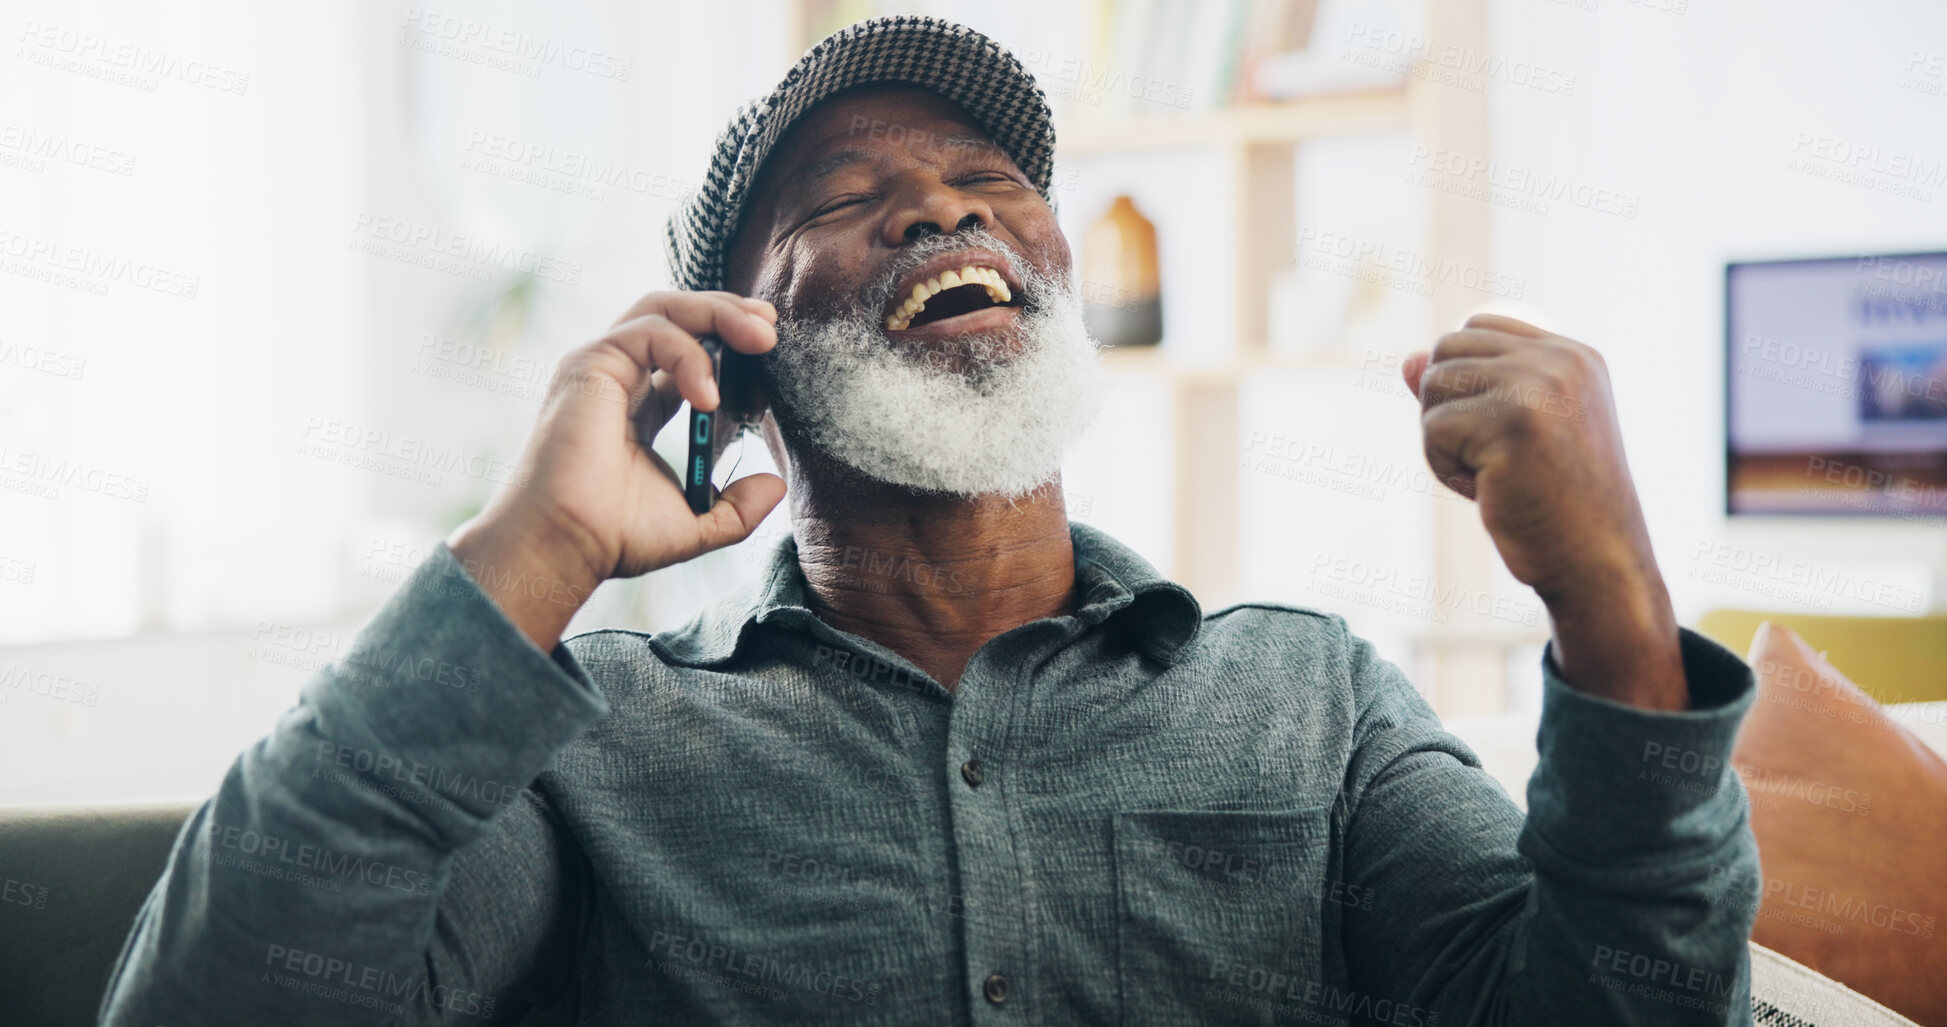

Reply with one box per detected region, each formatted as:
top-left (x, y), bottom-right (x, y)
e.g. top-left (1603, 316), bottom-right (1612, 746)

top-left (445, 291), bottom-right (787, 652)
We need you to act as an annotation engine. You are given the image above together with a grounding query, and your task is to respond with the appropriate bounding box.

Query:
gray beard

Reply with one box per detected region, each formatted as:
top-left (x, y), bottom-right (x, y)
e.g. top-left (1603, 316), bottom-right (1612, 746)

top-left (761, 229), bottom-right (1106, 498)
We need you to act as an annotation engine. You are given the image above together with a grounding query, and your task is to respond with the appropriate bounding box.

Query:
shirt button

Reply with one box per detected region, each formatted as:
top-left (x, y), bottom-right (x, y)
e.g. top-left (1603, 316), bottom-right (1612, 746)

top-left (960, 759), bottom-right (985, 787)
top-left (983, 972), bottom-right (1009, 1004)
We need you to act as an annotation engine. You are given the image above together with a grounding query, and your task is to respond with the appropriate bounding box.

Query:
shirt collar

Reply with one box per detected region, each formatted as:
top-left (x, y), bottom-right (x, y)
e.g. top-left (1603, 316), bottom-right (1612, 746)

top-left (648, 520), bottom-right (1203, 669)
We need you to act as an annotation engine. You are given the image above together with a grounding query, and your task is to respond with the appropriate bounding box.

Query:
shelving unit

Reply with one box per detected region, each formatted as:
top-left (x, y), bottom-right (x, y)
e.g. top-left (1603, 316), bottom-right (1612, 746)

top-left (786, 0), bottom-right (1530, 715)
top-left (1072, 1), bottom-right (1521, 714)
top-left (1055, 88), bottom-right (1411, 156)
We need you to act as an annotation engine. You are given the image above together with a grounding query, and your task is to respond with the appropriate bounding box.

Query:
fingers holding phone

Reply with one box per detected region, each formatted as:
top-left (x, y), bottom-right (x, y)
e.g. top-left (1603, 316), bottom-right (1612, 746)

top-left (445, 291), bottom-right (786, 652)
top-left (683, 338), bottom-right (772, 514)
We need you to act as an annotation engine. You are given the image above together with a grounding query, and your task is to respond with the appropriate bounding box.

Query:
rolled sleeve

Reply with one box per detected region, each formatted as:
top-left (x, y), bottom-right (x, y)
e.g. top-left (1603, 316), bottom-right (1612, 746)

top-left (1523, 627), bottom-right (1756, 866)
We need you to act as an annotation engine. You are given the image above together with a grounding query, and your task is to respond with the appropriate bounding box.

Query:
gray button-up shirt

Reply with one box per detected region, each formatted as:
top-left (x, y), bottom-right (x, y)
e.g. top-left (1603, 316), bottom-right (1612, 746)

top-left (99, 521), bottom-right (1761, 1025)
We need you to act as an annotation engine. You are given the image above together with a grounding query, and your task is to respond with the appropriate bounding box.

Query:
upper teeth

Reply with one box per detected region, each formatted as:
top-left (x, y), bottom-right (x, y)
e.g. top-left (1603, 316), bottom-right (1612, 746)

top-left (885, 265), bottom-right (1013, 331)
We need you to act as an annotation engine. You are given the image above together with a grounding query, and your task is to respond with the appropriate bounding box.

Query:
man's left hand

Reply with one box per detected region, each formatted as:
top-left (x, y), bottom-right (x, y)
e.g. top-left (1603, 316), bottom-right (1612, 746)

top-left (1401, 313), bottom-right (1688, 711)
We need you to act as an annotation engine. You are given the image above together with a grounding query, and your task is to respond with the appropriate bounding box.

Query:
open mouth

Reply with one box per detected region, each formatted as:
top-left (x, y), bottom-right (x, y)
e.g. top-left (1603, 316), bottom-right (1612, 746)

top-left (884, 265), bottom-right (1021, 332)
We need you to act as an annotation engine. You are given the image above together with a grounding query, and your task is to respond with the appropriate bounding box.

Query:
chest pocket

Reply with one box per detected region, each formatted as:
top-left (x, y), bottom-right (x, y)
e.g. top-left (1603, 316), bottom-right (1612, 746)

top-left (1113, 806), bottom-right (1330, 1025)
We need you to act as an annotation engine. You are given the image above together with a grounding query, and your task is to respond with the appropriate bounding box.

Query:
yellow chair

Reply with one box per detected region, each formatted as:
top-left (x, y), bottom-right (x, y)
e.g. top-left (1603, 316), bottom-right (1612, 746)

top-left (1694, 610), bottom-right (1947, 705)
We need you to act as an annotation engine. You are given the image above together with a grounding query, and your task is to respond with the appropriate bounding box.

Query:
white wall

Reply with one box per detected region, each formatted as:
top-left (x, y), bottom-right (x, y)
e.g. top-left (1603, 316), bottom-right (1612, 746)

top-left (0, 0), bottom-right (807, 802)
top-left (1487, 0), bottom-right (1947, 621)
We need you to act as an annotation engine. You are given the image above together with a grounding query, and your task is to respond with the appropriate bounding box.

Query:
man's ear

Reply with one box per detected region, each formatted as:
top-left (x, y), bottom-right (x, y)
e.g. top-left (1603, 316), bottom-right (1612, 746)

top-left (723, 346), bottom-right (769, 419)
top-left (708, 351), bottom-right (772, 464)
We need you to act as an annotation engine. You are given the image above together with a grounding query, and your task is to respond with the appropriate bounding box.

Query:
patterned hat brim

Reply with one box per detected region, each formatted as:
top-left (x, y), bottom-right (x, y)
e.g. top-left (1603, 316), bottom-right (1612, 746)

top-left (663, 15), bottom-right (1057, 295)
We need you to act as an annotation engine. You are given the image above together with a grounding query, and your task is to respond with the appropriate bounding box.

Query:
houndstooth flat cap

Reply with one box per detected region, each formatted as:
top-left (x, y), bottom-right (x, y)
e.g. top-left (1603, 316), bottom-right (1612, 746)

top-left (662, 15), bottom-right (1058, 294)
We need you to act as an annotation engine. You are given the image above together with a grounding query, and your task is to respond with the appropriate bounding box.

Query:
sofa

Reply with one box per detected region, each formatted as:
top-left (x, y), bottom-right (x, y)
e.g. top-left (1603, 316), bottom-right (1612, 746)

top-left (0, 803), bottom-right (574, 1026)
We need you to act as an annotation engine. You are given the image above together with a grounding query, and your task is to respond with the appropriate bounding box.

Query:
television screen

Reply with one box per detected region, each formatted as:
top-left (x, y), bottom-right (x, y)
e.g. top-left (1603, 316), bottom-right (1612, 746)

top-left (1726, 252), bottom-right (1947, 517)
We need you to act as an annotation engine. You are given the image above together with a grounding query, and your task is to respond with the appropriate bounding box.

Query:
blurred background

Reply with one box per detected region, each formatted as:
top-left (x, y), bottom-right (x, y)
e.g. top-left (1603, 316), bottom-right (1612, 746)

top-left (5, 0), bottom-right (1946, 803)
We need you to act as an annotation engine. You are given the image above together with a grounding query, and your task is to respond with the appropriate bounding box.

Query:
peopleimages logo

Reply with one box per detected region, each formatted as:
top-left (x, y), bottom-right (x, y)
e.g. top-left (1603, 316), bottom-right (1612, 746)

top-left (210, 821), bottom-right (434, 896)
top-left (1404, 146), bottom-right (1641, 219)
top-left (399, 9), bottom-right (631, 80)
top-left (314, 741), bottom-right (523, 808)
top-left (1307, 554), bottom-right (1542, 627)
top-left (1341, 22), bottom-right (1577, 96)
top-left (263, 943), bottom-right (496, 1018)
top-left (1759, 880), bottom-right (1936, 938)
top-left (1, 876), bottom-right (48, 910)
top-left (1589, 945), bottom-right (1734, 1002)
top-left (1732, 764), bottom-right (1871, 815)
top-left (348, 212), bottom-right (583, 285)
top-left (0, 228), bottom-right (200, 297)
top-left (1687, 541), bottom-right (1924, 613)
top-left (15, 20), bottom-right (252, 94)
top-left (1204, 961), bottom-right (1440, 1027)
top-left (297, 414), bottom-right (530, 489)
top-left (0, 123), bottom-right (136, 176)
top-left (646, 931), bottom-right (883, 1005)
top-left (1015, 49), bottom-right (1194, 110)
top-left (1296, 226), bottom-right (1528, 299)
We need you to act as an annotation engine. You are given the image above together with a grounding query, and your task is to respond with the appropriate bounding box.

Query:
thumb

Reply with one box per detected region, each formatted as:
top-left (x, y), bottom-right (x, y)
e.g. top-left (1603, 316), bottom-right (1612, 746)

top-left (692, 472), bottom-right (788, 554)
top-left (1400, 350), bottom-right (1431, 400)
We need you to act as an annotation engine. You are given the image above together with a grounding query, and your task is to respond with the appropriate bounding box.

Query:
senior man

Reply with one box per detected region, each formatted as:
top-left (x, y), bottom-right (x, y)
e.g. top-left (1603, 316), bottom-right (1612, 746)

top-left (101, 15), bottom-right (1760, 1026)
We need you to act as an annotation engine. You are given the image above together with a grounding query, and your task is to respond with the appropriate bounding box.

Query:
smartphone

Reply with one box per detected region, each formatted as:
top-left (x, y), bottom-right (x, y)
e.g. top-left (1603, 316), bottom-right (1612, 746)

top-left (684, 335), bottom-right (753, 514)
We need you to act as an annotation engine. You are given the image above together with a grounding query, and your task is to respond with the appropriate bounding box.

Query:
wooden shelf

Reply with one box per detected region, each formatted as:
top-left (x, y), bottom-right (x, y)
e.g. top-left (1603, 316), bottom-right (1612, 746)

top-left (1054, 89), bottom-right (1412, 157)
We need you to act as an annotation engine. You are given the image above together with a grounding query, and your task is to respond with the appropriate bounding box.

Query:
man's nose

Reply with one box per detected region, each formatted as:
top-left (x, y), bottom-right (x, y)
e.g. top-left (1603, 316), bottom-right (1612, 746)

top-left (881, 175), bottom-right (993, 246)
top-left (904, 213), bottom-right (983, 242)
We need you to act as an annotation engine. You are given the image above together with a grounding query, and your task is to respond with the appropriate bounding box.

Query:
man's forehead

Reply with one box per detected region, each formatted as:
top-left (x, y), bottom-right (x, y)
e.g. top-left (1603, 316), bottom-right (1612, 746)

top-left (768, 86), bottom-right (1004, 189)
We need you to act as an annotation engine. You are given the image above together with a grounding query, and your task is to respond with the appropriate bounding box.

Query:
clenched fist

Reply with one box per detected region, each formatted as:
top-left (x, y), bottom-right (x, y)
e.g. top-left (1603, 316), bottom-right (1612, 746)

top-left (1401, 313), bottom-right (1688, 711)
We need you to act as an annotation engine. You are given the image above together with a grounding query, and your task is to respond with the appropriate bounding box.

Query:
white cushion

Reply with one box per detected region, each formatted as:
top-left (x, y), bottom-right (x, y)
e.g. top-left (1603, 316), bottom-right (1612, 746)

top-left (1751, 941), bottom-right (1922, 1026)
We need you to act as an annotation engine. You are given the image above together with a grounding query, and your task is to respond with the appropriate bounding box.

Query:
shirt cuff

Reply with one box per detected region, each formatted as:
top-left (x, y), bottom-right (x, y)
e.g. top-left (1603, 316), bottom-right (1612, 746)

top-left (1522, 627), bottom-right (1756, 865)
top-left (286, 539), bottom-right (610, 843)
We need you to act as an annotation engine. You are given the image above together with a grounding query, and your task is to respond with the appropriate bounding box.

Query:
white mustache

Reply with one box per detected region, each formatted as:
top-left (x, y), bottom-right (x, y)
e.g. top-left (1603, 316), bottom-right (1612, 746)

top-left (855, 226), bottom-right (1039, 321)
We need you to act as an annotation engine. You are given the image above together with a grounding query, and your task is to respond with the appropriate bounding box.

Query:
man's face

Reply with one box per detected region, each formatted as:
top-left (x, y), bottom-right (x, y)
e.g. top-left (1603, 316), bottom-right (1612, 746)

top-left (727, 84), bottom-right (1071, 364)
top-left (720, 84), bottom-right (1105, 499)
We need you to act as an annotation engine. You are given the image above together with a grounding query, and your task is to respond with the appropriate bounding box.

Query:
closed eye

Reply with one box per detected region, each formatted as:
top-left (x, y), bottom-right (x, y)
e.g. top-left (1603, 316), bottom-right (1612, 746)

top-left (808, 194), bottom-right (873, 222)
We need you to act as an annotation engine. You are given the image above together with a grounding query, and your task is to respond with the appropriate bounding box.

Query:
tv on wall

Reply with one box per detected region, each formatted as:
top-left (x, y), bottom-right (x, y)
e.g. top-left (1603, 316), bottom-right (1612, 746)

top-left (1726, 251), bottom-right (1947, 517)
